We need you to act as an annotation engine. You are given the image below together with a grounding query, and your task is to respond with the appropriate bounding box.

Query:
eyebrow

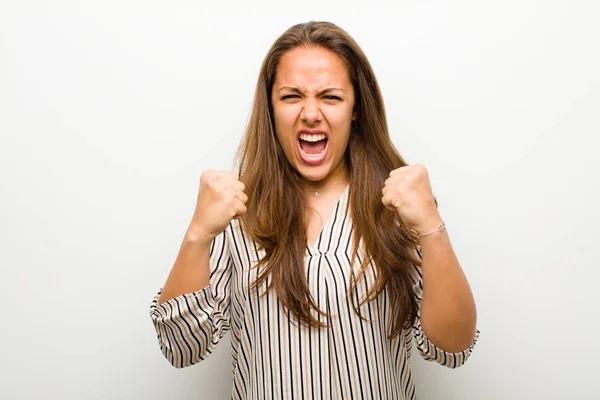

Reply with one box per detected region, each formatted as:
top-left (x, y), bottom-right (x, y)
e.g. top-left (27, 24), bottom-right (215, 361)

top-left (278, 86), bottom-right (344, 95)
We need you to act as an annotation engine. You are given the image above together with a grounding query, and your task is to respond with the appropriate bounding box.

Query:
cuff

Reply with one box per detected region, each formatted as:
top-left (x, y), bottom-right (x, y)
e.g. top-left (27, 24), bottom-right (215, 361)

top-left (413, 319), bottom-right (480, 369)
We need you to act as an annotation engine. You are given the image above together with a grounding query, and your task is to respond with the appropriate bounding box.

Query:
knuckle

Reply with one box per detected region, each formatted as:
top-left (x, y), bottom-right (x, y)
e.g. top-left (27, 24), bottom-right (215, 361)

top-left (200, 171), bottom-right (210, 183)
top-left (205, 172), bottom-right (223, 186)
top-left (202, 169), bottom-right (216, 178)
top-left (207, 180), bottom-right (220, 192)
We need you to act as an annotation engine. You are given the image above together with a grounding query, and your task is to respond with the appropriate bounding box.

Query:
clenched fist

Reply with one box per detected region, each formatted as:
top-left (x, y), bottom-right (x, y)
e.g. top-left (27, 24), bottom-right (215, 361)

top-left (381, 164), bottom-right (441, 234)
top-left (188, 170), bottom-right (248, 242)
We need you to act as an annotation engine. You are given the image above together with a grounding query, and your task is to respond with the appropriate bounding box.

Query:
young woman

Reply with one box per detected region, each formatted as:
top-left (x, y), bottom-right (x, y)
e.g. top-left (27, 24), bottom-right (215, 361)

top-left (150, 20), bottom-right (479, 399)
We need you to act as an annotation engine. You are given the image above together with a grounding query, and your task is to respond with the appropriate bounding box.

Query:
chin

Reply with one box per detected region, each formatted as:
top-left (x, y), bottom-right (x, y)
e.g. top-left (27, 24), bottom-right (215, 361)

top-left (295, 163), bottom-right (331, 182)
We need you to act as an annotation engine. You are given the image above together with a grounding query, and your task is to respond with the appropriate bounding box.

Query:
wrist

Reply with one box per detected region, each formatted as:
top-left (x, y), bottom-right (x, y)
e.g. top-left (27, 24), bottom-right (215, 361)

top-left (184, 225), bottom-right (214, 245)
top-left (412, 214), bottom-right (444, 236)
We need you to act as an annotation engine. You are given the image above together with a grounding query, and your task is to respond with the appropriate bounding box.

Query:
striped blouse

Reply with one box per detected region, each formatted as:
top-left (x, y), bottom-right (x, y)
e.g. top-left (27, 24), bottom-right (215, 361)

top-left (150, 185), bottom-right (479, 399)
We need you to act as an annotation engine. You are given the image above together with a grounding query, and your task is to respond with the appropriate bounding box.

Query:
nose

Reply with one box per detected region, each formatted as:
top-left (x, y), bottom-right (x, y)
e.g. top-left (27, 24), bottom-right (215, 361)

top-left (300, 98), bottom-right (321, 124)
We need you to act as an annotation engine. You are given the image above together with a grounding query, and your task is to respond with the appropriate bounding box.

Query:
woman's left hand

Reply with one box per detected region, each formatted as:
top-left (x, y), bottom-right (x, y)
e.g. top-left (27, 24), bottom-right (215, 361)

top-left (381, 164), bottom-right (442, 234)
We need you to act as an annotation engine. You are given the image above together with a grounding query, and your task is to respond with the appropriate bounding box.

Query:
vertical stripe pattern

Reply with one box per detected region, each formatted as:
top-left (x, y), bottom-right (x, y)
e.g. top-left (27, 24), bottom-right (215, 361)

top-left (150, 185), bottom-right (479, 399)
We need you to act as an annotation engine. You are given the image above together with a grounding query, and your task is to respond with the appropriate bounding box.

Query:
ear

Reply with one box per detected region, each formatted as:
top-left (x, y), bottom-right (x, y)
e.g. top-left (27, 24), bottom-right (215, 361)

top-left (352, 110), bottom-right (358, 121)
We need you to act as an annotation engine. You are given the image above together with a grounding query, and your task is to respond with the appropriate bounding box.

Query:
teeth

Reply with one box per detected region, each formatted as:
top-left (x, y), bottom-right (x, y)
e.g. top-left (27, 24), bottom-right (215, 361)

top-left (299, 133), bottom-right (327, 142)
top-left (300, 147), bottom-right (326, 157)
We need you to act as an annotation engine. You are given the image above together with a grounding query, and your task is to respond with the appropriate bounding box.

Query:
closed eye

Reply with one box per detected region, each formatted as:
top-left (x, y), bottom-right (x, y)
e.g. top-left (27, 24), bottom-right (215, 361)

top-left (281, 95), bottom-right (341, 100)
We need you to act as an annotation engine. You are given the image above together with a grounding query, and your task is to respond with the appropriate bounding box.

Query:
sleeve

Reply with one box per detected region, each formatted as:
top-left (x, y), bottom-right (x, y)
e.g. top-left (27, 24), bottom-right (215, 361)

top-left (409, 247), bottom-right (480, 369)
top-left (149, 228), bottom-right (232, 368)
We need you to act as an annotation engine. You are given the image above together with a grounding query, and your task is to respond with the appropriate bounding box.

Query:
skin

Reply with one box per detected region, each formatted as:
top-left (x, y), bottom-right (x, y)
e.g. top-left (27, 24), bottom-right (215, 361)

top-left (271, 46), bottom-right (477, 352)
top-left (270, 45), bottom-right (357, 191)
top-left (383, 164), bottom-right (477, 352)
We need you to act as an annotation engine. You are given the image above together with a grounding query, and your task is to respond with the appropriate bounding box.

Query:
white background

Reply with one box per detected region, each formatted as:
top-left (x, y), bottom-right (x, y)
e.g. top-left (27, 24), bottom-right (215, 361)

top-left (1, 1), bottom-right (599, 399)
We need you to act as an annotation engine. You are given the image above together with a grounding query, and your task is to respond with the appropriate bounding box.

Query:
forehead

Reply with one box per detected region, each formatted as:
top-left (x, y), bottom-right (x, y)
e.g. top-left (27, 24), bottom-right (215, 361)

top-left (274, 46), bottom-right (351, 89)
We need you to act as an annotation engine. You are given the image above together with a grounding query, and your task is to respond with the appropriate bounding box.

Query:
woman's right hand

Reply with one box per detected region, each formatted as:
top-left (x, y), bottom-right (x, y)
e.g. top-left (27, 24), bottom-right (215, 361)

top-left (187, 170), bottom-right (247, 242)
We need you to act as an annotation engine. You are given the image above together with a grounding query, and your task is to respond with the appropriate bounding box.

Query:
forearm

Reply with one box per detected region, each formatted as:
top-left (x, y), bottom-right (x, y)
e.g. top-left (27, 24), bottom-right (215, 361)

top-left (157, 225), bottom-right (212, 306)
top-left (417, 216), bottom-right (477, 352)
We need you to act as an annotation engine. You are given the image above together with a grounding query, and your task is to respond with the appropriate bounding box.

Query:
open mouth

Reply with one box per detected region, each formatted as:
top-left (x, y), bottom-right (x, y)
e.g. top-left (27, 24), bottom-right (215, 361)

top-left (298, 133), bottom-right (328, 159)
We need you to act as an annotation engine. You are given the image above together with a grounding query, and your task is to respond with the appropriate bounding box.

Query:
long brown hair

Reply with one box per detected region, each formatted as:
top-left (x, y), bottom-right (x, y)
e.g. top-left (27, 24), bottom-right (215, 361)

top-left (236, 21), bottom-right (425, 339)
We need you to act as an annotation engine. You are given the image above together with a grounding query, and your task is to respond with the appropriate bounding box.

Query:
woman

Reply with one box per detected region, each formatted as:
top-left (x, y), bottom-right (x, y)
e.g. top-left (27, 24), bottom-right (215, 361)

top-left (150, 21), bottom-right (479, 399)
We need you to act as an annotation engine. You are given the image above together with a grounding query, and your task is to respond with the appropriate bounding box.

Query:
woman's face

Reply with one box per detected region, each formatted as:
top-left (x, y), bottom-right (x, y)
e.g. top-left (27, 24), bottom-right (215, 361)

top-left (271, 46), bottom-right (357, 186)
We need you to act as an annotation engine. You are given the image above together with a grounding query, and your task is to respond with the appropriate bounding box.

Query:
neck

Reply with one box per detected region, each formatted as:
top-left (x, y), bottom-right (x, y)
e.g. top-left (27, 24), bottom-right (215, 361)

top-left (301, 163), bottom-right (348, 193)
